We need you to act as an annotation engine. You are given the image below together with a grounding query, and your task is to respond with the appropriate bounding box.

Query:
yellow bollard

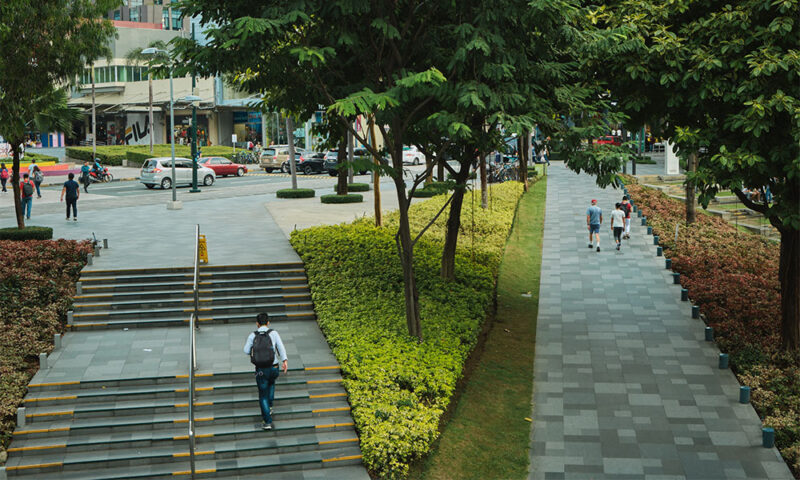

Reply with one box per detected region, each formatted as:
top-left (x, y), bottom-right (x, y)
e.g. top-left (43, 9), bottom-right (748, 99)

top-left (198, 234), bottom-right (209, 264)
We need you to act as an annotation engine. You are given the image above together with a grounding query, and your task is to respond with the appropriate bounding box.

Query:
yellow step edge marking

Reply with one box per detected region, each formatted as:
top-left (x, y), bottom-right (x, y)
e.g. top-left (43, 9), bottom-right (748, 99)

top-left (309, 393), bottom-right (347, 399)
top-left (312, 407), bottom-right (351, 414)
top-left (176, 373), bottom-right (213, 378)
top-left (319, 438), bottom-right (358, 446)
top-left (197, 318), bottom-right (213, 322)
top-left (315, 422), bottom-right (354, 429)
top-left (29, 381), bottom-right (80, 388)
top-left (287, 312), bottom-right (312, 317)
top-left (175, 386), bottom-right (213, 393)
top-left (28, 410), bottom-right (73, 417)
top-left (183, 299), bottom-right (212, 303)
top-left (307, 379), bottom-right (343, 384)
top-left (24, 395), bottom-right (78, 403)
top-left (174, 433), bottom-right (213, 440)
top-left (286, 303), bottom-right (312, 308)
top-left (6, 461), bottom-right (64, 471)
top-left (304, 366), bottom-right (339, 371)
top-left (7, 444), bottom-right (66, 452)
top-left (173, 450), bottom-right (214, 458)
top-left (174, 416), bottom-right (214, 423)
top-left (173, 468), bottom-right (216, 476)
top-left (322, 454), bottom-right (362, 463)
top-left (14, 427), bottom-right (69, 435)
top-left (174, 402), bottom-right (213, 408)
top-left (183, 308), bottom-right (212, 312)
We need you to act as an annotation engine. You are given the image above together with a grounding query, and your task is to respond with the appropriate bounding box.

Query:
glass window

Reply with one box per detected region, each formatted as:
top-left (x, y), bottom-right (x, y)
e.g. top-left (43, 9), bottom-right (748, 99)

top-left (162, 9), bottom-right (169, 29)
top-left (171, 9), bottom-right (182, 30)
top-left (130, 8), bottom-right (140, 22)
top-left (133, 67), bottom-right (141, 82)
top-left (113, 10), bottom-right (120, 20)
top-left (119, 66), bottom-right (128, 82)
top-left (96, 67), bottom-right (104, 84)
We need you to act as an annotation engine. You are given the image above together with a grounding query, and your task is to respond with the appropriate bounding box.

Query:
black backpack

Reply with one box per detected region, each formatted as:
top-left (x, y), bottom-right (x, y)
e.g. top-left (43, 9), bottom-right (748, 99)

top-left (22, 181), bottom-right (33, 197)
top-left (250, 329), bottom-right (276, 368)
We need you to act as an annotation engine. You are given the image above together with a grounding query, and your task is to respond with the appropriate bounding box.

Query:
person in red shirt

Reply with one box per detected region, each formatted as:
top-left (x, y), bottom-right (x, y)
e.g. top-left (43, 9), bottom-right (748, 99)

top-left (20, 173), bottom-right (35, 219)
top-left (621, 196), bottom-right (633, 239)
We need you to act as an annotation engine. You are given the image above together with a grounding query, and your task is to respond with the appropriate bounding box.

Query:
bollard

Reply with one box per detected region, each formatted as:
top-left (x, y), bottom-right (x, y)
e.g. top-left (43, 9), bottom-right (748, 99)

top-left (633, 204), bottom-right (637, 213)
top-left (94, 246), bottom-right (100, 257)
top-left (54, 333), bottom-right (62, 349)
top-left (763, 428), bottom-right (775, 448)
top-left (705, 327), bottom-right (714, 341)
top-left (67, 310), bottom-right (74, 325)
top-left (637, 209), bottom-right (643, 218)
top-left (76, 281), bottom-right (82, 295)
top-left (739, 386), bottom-right (751, 404)
top-left (87, 253), bottom-right (93, 266)
top-left (666, 258), bottom-right (672, 269)
top-left (16, 407), bottom-right (26, 428)
top-left (0, 466), bottom-right (6, 480)
top-left (654, 235), bottom-right (660, 245)
top-left (39, 352), bottom-right (48, 369)
top-left (719, 353), bottom-right (729, 369)
top-left (641, 217), bottom-right (647, 226)
top-left (656, 246), bottom-right (663, 257)
top-left (672, 272), bottom-right (681, 284)
top-left (103, 238), bottom-right (109, 249)
top-left (692, 305), bottom-right (700, 319)
top-left (681, 288), bottom-right (688, 301)
top-left (647, 226), bottom-right (653, 235)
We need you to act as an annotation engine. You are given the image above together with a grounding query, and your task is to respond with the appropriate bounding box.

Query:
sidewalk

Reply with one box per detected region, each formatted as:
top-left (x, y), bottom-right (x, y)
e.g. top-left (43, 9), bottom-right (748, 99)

top-left (528, 163), bottom-right (791, 479)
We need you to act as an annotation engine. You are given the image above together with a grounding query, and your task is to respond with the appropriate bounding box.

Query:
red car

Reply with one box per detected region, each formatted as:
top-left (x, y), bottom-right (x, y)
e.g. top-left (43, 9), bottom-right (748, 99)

top-left (595, 136), bottom-right (623, 146)
top-left (198, 157), bottom-right (248, 177)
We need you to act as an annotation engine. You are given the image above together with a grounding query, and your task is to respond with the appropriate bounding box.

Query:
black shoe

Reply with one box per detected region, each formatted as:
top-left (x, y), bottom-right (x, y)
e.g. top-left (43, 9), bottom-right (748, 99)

top-left (616, 244), bottom-right (620, 251)
top-left (588, 244), bottom-right (593, 248)
top-left (261, 421), bottom-right (273, 431)
top-left (596, 247), bottom-right (600, 252)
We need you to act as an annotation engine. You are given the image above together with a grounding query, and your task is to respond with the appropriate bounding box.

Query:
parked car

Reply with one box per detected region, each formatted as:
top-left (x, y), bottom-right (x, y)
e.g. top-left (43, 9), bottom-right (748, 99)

top-left (595, 136), bottom-right (623, 146)
top-left (198, 156), bottom-right (247, 177)
top-left (259, 145), bottom-right (290, 173)
top-left (402, 146), bottom-right (425, 165)
top-left (140, 157), bottom-right (216, 189)
top-left (281, 151), bottom-right (326, 175)
top-left (324, 149), bottom-right (376, 176)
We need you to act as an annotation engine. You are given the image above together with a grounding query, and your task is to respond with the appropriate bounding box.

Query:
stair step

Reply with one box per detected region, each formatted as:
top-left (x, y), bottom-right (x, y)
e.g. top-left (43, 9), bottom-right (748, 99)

top-left (71, 301), bottom-right (313, 320)
top-left (79, 263), bottom-right (305, 278)
top-left (73, 292), bottom-right (312, 311)
top-left (79, 276), bottom-right (308, 294)
top-left (79, 268), bottom-right (307, 286)
top-left (74, 284), bottom-right (310, 302)
top-left (67, 310), bottom-right (317, 330)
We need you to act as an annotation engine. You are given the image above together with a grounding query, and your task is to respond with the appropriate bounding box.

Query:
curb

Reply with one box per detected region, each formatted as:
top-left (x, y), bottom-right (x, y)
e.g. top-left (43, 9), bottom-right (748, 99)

top-left (40, 177), bottom-right (138, 188)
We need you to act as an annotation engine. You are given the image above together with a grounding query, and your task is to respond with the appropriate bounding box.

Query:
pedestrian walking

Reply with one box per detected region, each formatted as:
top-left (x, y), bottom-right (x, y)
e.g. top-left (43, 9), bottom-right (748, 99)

top-left (60, 173), bottom-right (80, 221)
top-left (27, 158), bottom-right (36, 177)
top-left (81, 161), bottom-right (91, 193)
top-left (32, 165), bottom-right (44, 198)
top-left (611, 202), bottom-right (625, 251)
top-left (0, 163), bottom-right (8, 192)
top-left (586, 198), bottom-right (603, 252)
top-left (621, 195), bottom-right (632, 239)
top-left (20, 173), bottom-right (35, 220)
top-left (243, 312), bottom-right (288, 431)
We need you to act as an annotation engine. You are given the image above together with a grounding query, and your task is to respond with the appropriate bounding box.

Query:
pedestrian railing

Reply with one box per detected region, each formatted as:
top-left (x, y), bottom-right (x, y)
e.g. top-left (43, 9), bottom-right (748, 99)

top-left (186, 224), bottom-right (201, 479)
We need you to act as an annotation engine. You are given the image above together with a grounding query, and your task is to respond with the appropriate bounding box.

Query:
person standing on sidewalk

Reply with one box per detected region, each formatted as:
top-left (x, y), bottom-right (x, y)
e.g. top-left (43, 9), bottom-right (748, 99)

top-left (586, 199), bottom-right (603, 252)
top-left (32, 165), bottom-right (44, 198)
top-left (621, 195), bottom-right (632, 239)
top-left (0, 163), bottom-right (8, 192)
top-left (20, 173), bottom-right (35, 220)
top-left (80, 161), bottom-right (91, 193)
top-left (60, 173), bottom-right (80, 221)
top-left (243, 312), bottom-right (288, 431)
top-left (611, 202), bottom-right (625, 251)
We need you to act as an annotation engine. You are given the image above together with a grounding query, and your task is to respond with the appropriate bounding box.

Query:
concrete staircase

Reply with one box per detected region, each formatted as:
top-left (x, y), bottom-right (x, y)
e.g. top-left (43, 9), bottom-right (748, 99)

top-left (5, 263), bottom-right (367, 479)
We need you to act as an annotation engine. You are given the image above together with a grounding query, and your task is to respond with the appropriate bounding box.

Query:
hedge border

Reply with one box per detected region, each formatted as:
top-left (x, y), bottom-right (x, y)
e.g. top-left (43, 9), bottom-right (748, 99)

top-left (333, 183), bottom-right (369, 192)
top-left (320, 193), bottom-right (364, 204)
top-left (277, 188), bottom-right (316, 199)
top-left (0, 226), bottom-right (53, 240)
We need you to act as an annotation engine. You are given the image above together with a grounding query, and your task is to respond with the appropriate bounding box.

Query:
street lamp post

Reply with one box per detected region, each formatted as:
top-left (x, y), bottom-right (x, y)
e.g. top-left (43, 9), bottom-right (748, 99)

top-left (189, 24), bottom-right (200, 193)
top-left (142, 47), bottom-right (181, 210)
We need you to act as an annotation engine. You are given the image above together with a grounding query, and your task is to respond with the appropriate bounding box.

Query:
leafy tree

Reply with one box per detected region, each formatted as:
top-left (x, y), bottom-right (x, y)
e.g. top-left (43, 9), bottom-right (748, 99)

top-left (592, 0), bottom-right (800, 350)
top-left (0, 0), bottom-right (118, 228)
top-left (125, 40), bottom-right (170, 154)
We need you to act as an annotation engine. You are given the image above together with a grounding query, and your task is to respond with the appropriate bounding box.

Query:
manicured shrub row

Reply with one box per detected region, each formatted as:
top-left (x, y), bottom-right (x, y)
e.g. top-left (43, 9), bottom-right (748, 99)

top-left (320, 193), bottom-right (363, 204)
top-left (0, 240), bottom-right (92, 462)
top-left (66, 145), bottom-right (236, 166)
top-left (410, 181), bottom-right (453, 198)
top-left (22, 153), bottom-right (58, 163)
top-left (0, 226), bottom-right (53, 240)
top-left (332, 183), bottom-right (369, 192)
top-left (290, 182), bottom-right (524, 478)
top-left (625, 182), bottom-right (799, 475)
top-left (276, 188), bottom-right (315, 199)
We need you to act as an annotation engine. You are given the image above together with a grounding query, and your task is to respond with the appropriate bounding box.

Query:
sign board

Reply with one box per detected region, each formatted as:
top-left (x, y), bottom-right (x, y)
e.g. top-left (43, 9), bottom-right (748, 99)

top-left (231, 134), bottom-right (238, 144)
top-left (665, 140), bottom-right (680, 175)
top-left (198, 235), bottom-right (209, 264)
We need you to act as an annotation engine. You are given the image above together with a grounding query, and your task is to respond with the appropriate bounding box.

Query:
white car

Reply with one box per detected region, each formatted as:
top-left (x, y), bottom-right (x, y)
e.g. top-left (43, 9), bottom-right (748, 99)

top-left (402, 146), bottom-right (425, 165)
top-left (140, 157), bottom-right (216, 190)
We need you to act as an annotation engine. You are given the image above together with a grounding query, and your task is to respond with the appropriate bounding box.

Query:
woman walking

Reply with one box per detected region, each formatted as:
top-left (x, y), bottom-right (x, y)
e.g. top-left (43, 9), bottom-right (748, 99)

top-left (0, 163), bottom-right (8, 192)
top-left (32, 165), bottom-right (44, 198)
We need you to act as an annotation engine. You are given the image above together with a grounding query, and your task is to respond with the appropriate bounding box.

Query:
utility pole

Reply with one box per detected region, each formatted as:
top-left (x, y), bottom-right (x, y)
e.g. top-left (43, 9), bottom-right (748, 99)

top-left (287, 117), bottom-right (298, 189)
top-left (91, 64), bottom-right (96, 158)
top-left (190, 23), bottom-right (200, 193)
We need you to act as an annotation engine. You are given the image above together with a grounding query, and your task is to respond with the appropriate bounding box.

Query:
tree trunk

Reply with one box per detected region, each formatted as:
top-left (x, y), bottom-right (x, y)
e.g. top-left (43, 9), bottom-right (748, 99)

top-left (148, 74), bottom-right (154, 154)
top-left (685, 152), bottom-right (697, 224)
top-left (519, 132), bottom-right (529, 192)
top-left (336, 137), bottom-right (348, 196)
top-left (369, 116), bottom-right (381, 226)
top-left (286, 118), bottom-right (297, 189)
top-left (440, 161), bottom-right (469, 281)
top-left (347, 128), bottom-right (354, 184)
top-left (479, 151), bottom-right (488, 209)
top-left (437, 158), bottom-right (445, 182)
top-left (779, 227), bottom-right (800, 350)
top-left (11, 142), bottom-right (24, 228)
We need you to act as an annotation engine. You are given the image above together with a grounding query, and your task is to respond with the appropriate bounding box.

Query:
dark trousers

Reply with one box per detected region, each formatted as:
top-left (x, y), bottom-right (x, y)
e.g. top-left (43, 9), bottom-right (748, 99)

top-left (255, 366), bottom-right (280, 423)
top-left (613, 227), bottom-right (623, 244)
top-left (66, 198), bottom-right (77, 218)
top-left (1, 178), bottom-right (6, 192)
top-left (82, 175), bottom-right (89, 192)
top-left (34, 180), bottom-right (42, 197)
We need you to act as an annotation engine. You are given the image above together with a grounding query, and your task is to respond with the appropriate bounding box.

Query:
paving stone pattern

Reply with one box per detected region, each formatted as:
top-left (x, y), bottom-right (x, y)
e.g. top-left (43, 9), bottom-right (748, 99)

top-left (528, 163), bottom-right (792, 480)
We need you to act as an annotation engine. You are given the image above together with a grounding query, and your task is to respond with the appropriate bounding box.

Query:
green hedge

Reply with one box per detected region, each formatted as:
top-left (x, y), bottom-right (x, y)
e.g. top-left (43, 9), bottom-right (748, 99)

top-left (320, 193), bottom-right (363, 204)
top-left (0, 226), bottom-right (53, 240)
top-left (290, 182), bottom-right (524, 478)
top-left (24, 153), bottom-right (58, 163)
top-left (276, 188), bottom-right (315, 199)
top-left (66, 145), bottom-right (236, 167)
top-left (410, 181), bottom-right (453, 198)
top-left (66, 146), bottom-right (127, 165)
top-left (332, 183), bottom-right (369, 192)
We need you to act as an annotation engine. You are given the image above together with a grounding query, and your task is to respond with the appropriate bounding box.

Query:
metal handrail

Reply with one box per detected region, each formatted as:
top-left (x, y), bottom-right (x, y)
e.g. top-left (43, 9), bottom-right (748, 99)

top-left (187, 224), bottom-right (200, 479)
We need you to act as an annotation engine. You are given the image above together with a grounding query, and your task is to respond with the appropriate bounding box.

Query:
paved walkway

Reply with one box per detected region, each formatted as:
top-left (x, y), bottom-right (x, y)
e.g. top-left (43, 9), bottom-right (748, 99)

top-left (528, 163), bottom-right (791, 479)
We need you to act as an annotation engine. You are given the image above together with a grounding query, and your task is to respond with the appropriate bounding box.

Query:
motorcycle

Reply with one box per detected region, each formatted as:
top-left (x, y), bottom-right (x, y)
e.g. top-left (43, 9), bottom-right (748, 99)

top-left (88, 167), bottom-right (114, 183)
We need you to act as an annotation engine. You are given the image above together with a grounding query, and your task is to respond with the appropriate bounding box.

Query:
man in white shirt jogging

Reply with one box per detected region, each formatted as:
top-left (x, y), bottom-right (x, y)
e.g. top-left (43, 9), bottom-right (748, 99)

top-left (611, 202), bottom-right (626, 251)
top-left (243, 312), bottom-right (288, 431)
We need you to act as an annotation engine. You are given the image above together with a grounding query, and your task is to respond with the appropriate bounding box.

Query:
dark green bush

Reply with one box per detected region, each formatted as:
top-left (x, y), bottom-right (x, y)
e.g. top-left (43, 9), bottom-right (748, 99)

top-left (321, 193), bottom-right (363, 204)
top-left (67, 145), bottom-right (236, 167)
top-left (276, 188), bottom-right (315, 199)
top-left (24, 153), bottom-right (58, 163)
top-left (333, 183), bottom-right (369, 192)
top-left (0, 226), bottom-right (53, 240)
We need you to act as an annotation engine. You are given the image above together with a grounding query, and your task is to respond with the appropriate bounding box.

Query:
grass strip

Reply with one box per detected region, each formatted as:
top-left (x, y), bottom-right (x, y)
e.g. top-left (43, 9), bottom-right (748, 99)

top-left (411, 176), bottom-right (547, 480)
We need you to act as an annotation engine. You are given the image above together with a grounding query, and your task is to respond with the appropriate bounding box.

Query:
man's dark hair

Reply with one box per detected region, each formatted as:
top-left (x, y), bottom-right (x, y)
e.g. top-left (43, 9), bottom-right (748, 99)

top-left (22, 173), bottom-right (28, 179)
top-left (256, 312), bottom-right (270, 325)
top-left (622, 195), bottom-right (628, 201)
top-left (68, 173), bottom-right (74, 180)
top-left (615, 202), bottom-right (621, 209)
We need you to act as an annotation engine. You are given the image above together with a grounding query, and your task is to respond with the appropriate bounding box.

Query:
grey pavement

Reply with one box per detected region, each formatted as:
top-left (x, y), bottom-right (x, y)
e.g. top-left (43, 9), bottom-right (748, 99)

top-left (528, 163), bottom-right (791, 480)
